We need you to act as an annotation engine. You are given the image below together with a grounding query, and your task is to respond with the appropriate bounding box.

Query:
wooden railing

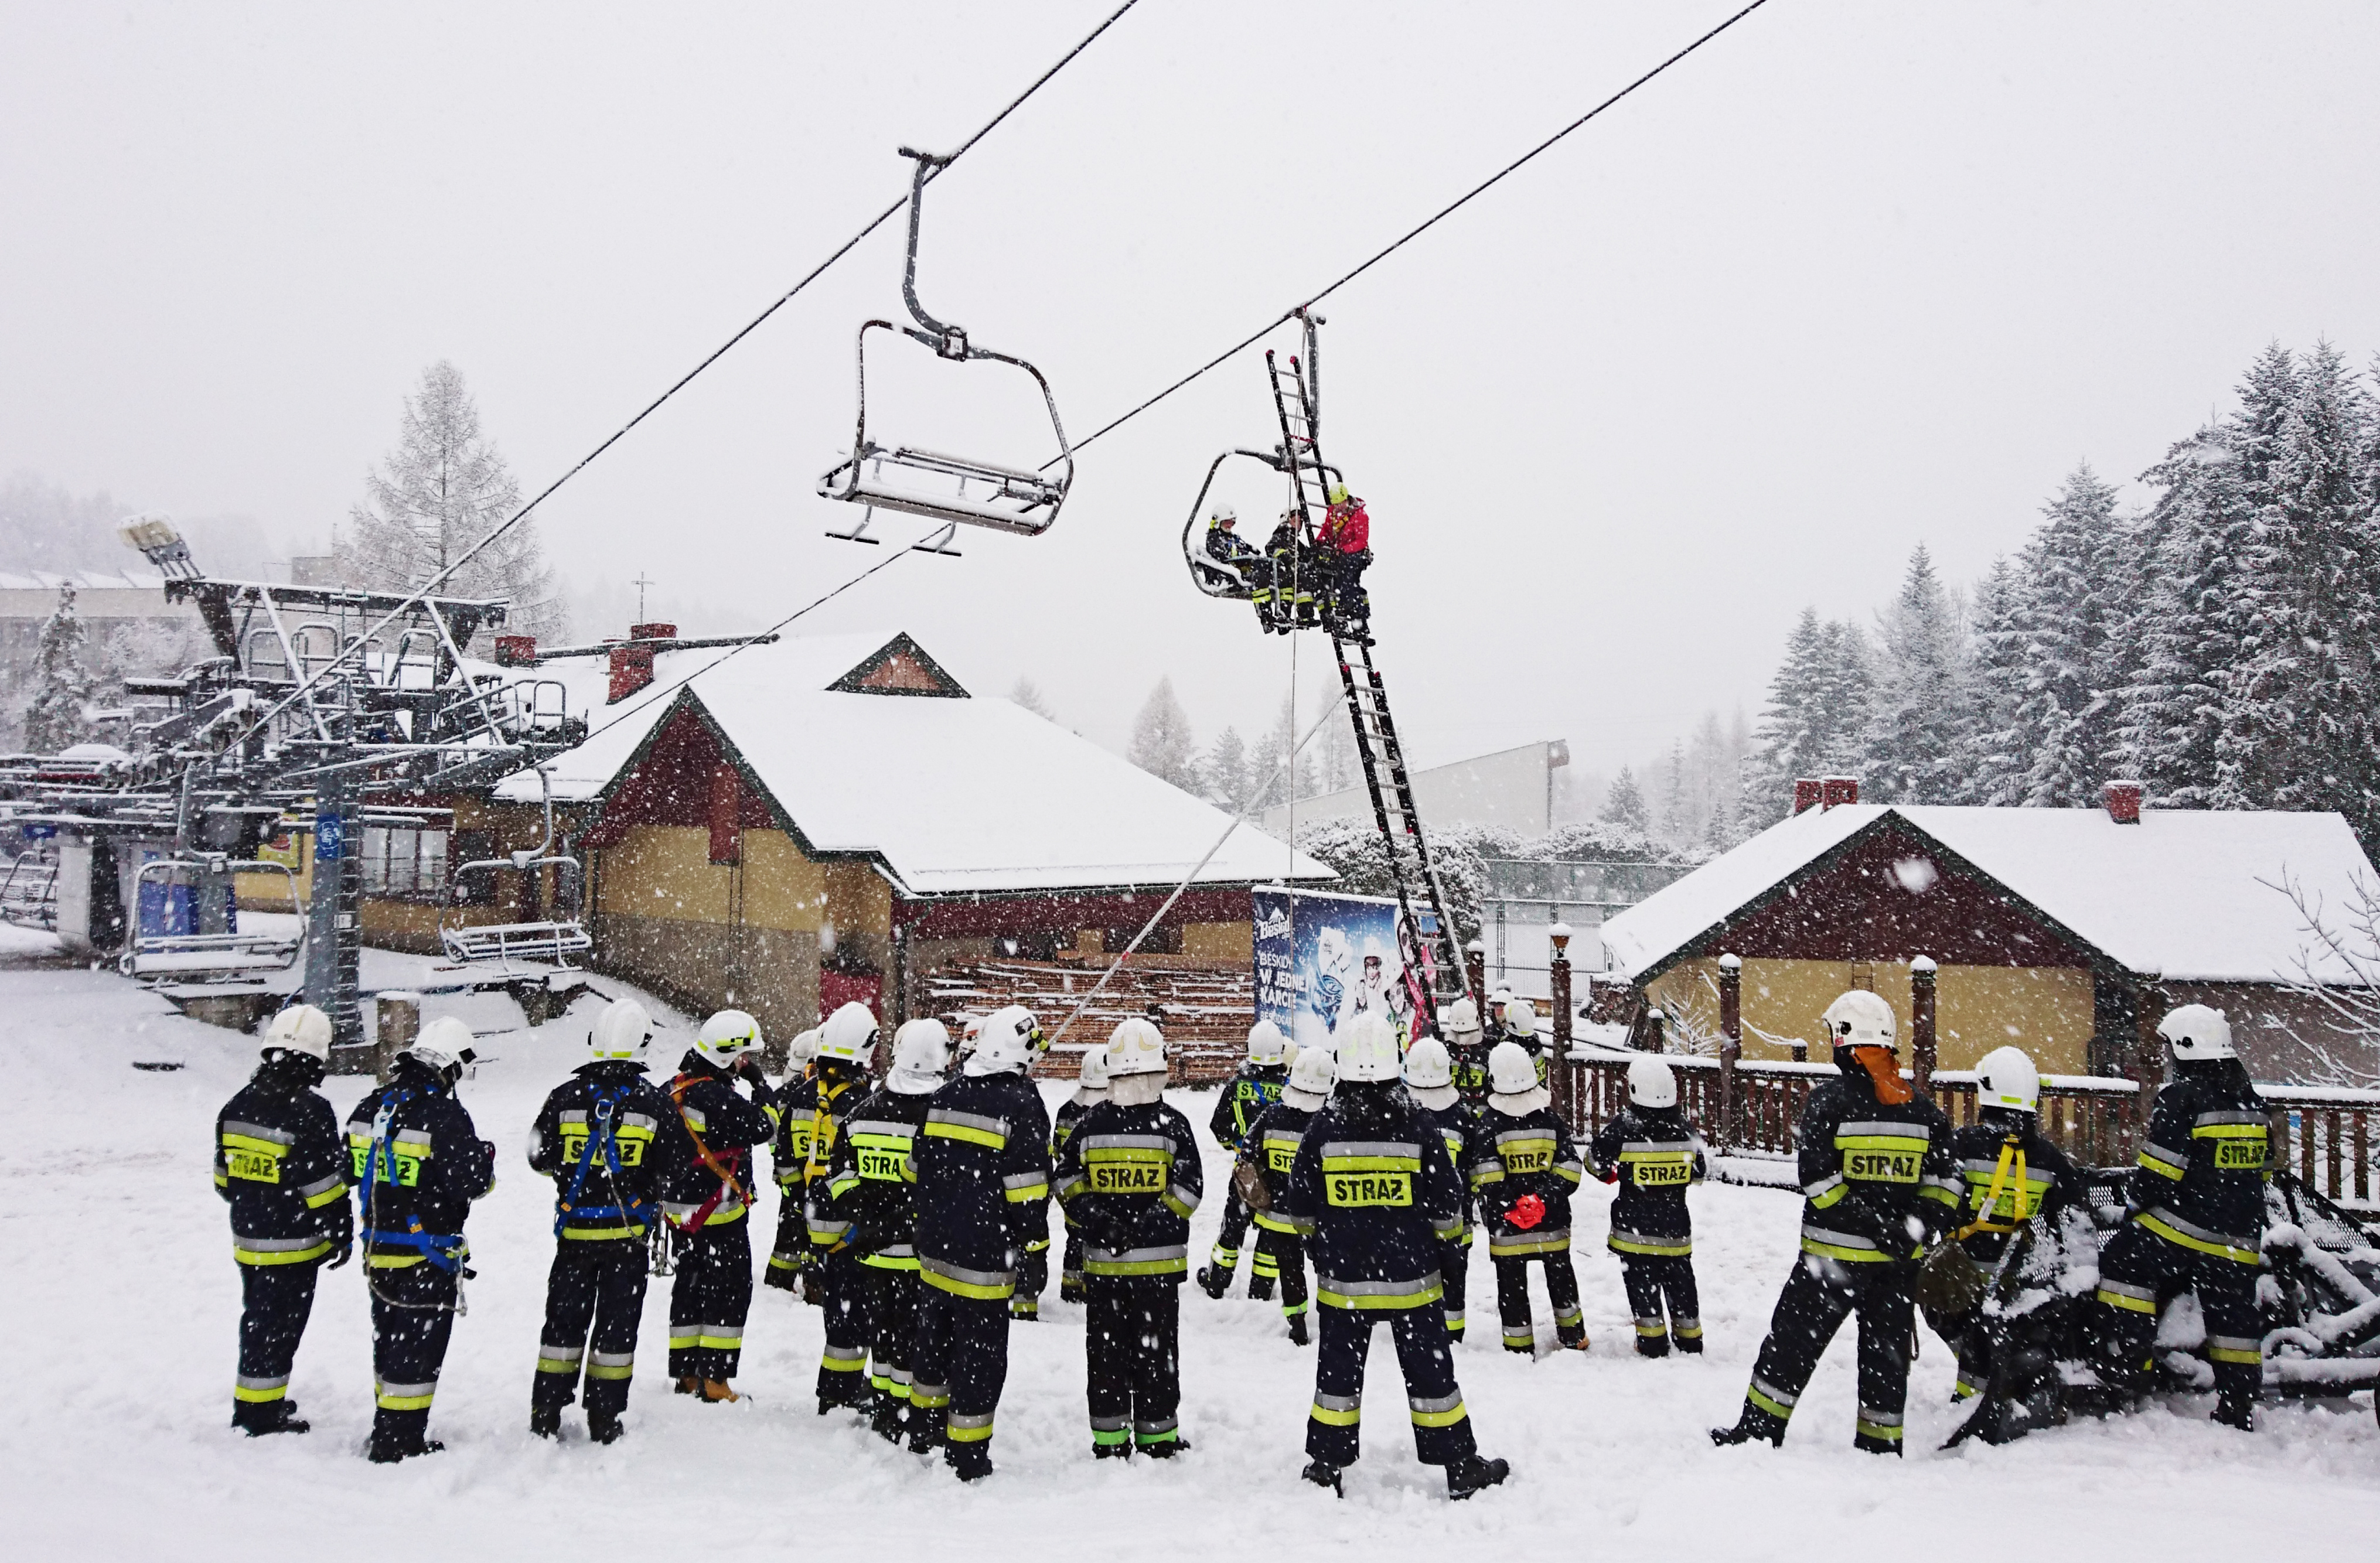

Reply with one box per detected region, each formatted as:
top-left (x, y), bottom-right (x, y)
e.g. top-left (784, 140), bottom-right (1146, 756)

top-left (1563, 1047), bottom-right (2380, 1206)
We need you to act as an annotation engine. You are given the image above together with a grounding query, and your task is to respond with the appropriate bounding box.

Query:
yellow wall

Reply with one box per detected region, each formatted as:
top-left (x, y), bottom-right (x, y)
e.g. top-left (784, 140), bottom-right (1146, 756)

top-left (742, 831), bottom-right (827, 931)
top-left (597, 825), bottom-right (733, 922)
top-left (1645, 956), bottom-right (2093, 1074)
top-left (1185, 921), bottom-right (1254, 960)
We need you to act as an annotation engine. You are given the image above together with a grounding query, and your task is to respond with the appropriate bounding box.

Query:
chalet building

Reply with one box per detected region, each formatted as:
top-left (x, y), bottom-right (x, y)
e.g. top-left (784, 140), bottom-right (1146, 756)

top-left (1597, 779), bottom-right (2379, 1083)
top-left (417, 627), bottom-right (1330, 1045)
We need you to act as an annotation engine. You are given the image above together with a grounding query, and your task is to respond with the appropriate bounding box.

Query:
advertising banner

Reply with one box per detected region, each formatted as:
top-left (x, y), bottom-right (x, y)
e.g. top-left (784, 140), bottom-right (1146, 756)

top-left (1253, 886), bottom-right (1414, 1053)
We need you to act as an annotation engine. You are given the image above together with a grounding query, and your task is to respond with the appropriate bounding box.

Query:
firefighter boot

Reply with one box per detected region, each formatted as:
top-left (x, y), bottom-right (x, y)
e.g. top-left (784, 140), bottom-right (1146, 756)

top-left (1446, 1455), bottom-right (1511, 1500)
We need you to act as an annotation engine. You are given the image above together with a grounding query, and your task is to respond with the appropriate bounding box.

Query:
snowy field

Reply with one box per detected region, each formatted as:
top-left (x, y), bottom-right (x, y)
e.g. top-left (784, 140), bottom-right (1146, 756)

top-left (5, 931), bottom-right (2379, 1561)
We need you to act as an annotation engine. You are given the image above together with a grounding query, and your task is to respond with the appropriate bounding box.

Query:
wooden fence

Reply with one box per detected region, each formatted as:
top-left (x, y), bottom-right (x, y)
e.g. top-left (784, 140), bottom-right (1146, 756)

top-left (923, 954), bottom-right (1254, 1085)
top-left (1561, 1046), bottom-right (2380, 1207)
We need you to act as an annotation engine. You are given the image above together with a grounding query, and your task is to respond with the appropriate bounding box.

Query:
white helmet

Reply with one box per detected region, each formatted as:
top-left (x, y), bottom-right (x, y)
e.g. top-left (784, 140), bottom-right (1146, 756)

top-left (1502, 999), bottom-right (1538, 1040)
top-left (694, 1009), bottom-right (762, 1071)
top-left (1210, 500), bottom-right (1237, 524)
top-left (786, 1027), bottom-right (823, 1070)
top-left (1247, 1019), bottom-right (1288, 1067)
top-left (1822, 989), bottom-right (1897, 1052)
top-left (1337, 1012), bottom-right (1402, 1083)
top-left (957, 1016), bottom-right (983, 1059)
top-left (406, 1015), bottom-right (478, 1080)
top-left (2159, 1004), bottom-right (2235, 1062)
top-left (1488, 1040), bottom-right (1539, 1096)
top-left (1973, 1046), bottom-right (2040, 1113)
top-left (1106, 1016), bottom-right (1168, 1079)
top-left (1491, 986), bottom-right (1513, 1009)
top-left (1403, 1035), bottom-right (1454, 1090)
top-left (818, 1002), bottom-right (879, 1065)
top-left (1077, 1044), bottom-right (1111, 1094)
top-left (1439, 995), bottom-right (1482, 1044)
top-left (887, 1018), bottom-right (951, 1095)
top-left (1284, 1045), bottom-right (1338, 1105)
top-left (262, 1003), bottom-right (331, 1062)
top-left (589, 997), bottom-right (654, 1064)
top-left (964, 1004), bottom-right (1039, 1077)
top-left (1627, 1055), bottom-right (1677, 1110)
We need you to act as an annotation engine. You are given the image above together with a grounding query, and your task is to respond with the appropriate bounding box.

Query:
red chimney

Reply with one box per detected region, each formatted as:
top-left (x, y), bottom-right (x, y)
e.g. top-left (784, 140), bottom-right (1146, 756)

top-left (2104, 779), bottom-right (2143, 824)
top-left (631, 622), bottom-right (677, 642)
top-left (1822, 776), bottom-right (1860, 810)
top-left (608, 641), bottom-right (655, 704)
top-left (493, 634), bottom-right (537, 667)
top-left (1793, 778), bottom-right (1825, 815)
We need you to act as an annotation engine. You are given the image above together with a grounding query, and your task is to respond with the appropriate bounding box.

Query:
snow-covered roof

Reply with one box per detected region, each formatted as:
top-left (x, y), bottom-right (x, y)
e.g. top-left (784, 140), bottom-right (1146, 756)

top-left (1601, 802), bottom-right (2378, 986)
top-left (498, 631), bottom-right (1334, 898)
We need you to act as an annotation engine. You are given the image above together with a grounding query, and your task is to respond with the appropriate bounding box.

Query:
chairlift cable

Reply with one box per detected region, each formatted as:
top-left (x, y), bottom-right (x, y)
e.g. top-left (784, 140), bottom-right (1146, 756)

top-left (231, 0), bottom-right (1145, 755)
top-left (1052, 0), bottom-right (1775, 463)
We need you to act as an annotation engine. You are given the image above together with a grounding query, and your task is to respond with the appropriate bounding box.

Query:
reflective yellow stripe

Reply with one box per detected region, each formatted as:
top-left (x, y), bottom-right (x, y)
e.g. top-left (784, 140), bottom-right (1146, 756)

top-left (1317, 1280), bottom-right (1444, 1311)
top-left (1748, 1385), bottom-right (1795, 1419)
top-left (1309, 1401), bottom-right (1361, 1427)
top-left (925, 1121), bottom-right (1005, 1150)
top-left (922, 1268), bottom-right (1014, 1302)
top-left (1801, 1236), bottom-right (1896, 1264)
top-left (2137, 1212), bottom-right (2260, 1265)
top-left (234, 1241), bottom-right (332, 1266)
top-left (2095, 1285), bottom-right (2157, 1315)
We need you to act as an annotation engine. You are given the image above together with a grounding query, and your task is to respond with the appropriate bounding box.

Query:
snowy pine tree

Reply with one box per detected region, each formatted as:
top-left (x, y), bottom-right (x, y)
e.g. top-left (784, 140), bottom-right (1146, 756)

top-left (1126, 677), bottom-right (1201, 793)
top-left (1203, 725), bottom-right (1250, 808)
top-left (1864, 544), bottom-right (1969, 803)
top-left (1956, 556), bottom-right (2029, 803)
top-left (1010, 677), bottom-right (1058, 721)
top-left (1601, 765), bottom-right (1651, 832)
top-left (20, 585), bottom-right (97, 755)
top-left (337, 361), bottom-right (562, 642)
top-left (2009, 465), bottom-right (2130, 806)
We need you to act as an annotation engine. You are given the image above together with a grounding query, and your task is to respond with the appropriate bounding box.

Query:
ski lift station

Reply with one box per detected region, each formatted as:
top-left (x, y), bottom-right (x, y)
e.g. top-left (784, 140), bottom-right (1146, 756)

top-left (245, 625), bottom-right (1332, 1050)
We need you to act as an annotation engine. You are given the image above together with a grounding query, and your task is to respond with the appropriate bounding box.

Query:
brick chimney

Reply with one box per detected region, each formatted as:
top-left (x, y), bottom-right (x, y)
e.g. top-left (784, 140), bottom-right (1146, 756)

top-left (631, 622), bottom-right (677, 642)
top-left (493, 634), bottom-right (537, 667)
top-left (2103, 779), bottom-right (2143, 824)
top-left (1793, 778), bottom-right (1825, 815)
top-left (1821, 776), bottom-right (1860, 810)
top-left (606, 622), bottom-right (678, 704)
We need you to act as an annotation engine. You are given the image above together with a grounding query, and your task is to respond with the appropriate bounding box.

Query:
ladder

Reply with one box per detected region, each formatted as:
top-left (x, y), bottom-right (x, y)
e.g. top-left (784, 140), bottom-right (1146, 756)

top-left (1263, 352), bottom-right (1474, 1029)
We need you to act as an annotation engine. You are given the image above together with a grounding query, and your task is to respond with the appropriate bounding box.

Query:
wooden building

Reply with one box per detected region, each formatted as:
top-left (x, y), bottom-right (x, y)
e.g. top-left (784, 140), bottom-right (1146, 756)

top-left (1598, 780), bottom-right (2379, 1083)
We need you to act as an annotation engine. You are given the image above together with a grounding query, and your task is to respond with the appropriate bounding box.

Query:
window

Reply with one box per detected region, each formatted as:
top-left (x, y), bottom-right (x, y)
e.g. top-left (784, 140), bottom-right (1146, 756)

top-left (361, 825), bottom-right (451, 898)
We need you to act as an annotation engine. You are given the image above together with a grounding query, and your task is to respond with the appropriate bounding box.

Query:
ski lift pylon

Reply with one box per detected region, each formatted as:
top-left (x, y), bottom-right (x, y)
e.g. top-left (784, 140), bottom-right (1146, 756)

top-left (438, 769), bottom-right (592, 974)
top-left (817, 148), bottom-right (1073, 542)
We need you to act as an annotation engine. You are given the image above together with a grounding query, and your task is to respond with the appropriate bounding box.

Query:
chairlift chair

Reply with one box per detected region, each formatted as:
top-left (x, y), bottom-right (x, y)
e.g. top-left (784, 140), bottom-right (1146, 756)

top-left (817, 148), bottom-right (1073, 546)
top-left (120, 854), bottom-right (305, 979)
top-left (1179, 448), bottom-right (1345, 600)
top-left (437, 770), bottom-right (592, 974)
top-left (0, 852), bottom-right (60, 932)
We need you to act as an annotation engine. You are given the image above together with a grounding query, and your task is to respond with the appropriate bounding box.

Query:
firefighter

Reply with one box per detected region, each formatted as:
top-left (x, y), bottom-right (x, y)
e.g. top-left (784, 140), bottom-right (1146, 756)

top-left (763, 1026), bottom-right (824, 1294)
top-left (1263, 510), bottom-right (1316, 632)
top-left (1053, 1043), bottom-right (1111, 1304)
top-left (661, 1009), bottom-right (776, 1404)
top-left (1283, 1013), bottom-right (1509, 1500)
top-left (1496, 999), bottom-right (1553, 1088)
top-left (1400, 1035), bottom-right (1482, 1344)
top-left (2091, 1006), bottom-right (2271, 1431)
top-left (1241, 1043), bottom-right (1339, 1344)
top-left (803, 1001), bottom-right (882, 1410)
top-left (526, 997), bottom-right (674, 1443)
top-left (1204, 500), bottom-right (1265, 620)
top-left (1587, 1056), bottom-right (1708, 1357)
top-left (1199, 1019), bottom-right (1291, 1299)
top-left (910, 1004), bottom-right (1052, 1480)
top-left (1314, 484), bottom-right (1372, 642)
top-left (1713, 990), bottom-right (1958, 1455)
top-left (1052, 1018), bottom-right (1203, 1458)
top-left (347, 1016), bottom-right (496, 1463)
top-left (1440, 996), bottom-right (1490, 1104)
top-left (215, 1004), bottom-right (350, 1436)
top-left (821, 1018), bottom-right (949, 1441)
top-left (1472, 1041), bottom-right (1588, 1354)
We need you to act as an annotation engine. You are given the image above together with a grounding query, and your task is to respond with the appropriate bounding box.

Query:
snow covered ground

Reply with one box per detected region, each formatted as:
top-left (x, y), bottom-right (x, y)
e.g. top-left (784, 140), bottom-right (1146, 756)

top-left (6, 928), bottom-right (2379, 1561)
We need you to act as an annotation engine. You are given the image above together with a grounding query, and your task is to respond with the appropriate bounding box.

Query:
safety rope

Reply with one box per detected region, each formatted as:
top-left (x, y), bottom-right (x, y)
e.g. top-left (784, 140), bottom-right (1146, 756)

top-left (1051, 0), bottom-right (1777, 463)
top-left (233, 0), bottom-right (1147, 757)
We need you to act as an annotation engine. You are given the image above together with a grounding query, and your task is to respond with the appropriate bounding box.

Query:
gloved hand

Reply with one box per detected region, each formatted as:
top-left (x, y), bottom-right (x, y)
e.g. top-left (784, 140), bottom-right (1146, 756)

top-left (1509, 1193), bottom-right (1546, 1231)
top-left (326, 1243), bottom-right (353, 1271)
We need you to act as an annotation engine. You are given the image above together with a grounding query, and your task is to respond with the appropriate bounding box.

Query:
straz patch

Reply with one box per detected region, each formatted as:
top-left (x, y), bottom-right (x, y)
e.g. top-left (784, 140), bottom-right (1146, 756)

top-left (1267, 1144), bottom-right (1298, 1173)
top-left (352, 1141), bottom-right (425, 1187)
top-left (1631, 1158), bottom-right (1693, 1187)
top-left (2214, 1138), bottom-right (2268, 1171)
top-left (1086, 1155), bottom-right (1169, 1195)
top-left (559, 1129), bottom-right (646, 1168)
top-left (1326, 1170), bottom-right (1414, 1208)
top-left (1501, 1146), bottom-right (1554, 1175)
top-left (223, 1144), bottom-right (283, 1183)
top-left (857, 1144), bottom-right (912, 1181)
top-left (1840, 1146), bottom-right (1922, 1183)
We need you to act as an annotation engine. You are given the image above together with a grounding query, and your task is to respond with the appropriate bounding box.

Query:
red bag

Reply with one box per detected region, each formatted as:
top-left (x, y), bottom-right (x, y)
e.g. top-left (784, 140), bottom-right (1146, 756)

top-left (1510, 1193), bottom-right (1545, 1231)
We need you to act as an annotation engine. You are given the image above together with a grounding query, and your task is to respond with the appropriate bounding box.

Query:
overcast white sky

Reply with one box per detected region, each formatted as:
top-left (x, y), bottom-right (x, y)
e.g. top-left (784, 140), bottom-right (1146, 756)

top-left (6, 2), bottom-right (2379, 787)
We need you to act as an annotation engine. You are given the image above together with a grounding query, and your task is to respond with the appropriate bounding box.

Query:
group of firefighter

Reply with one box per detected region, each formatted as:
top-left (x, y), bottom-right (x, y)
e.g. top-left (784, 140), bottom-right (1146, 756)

top-left (212, 969), bottom-right (2275, 1484)
top-left (1202, 487), bottom-right (1372, 643)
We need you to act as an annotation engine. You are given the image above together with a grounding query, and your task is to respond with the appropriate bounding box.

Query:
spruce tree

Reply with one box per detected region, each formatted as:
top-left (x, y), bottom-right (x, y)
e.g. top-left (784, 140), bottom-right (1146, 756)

top-left (2012, 465), bottom-right (2129, 806)
top-left (1743, 607), bottom-right (1829, 826)
top-left (21, 585), bottom-right (97, 755)
top-left (1126, 677), bottom-right (1201, 793)
top-left (1957, 557), bottom-right (2029, 803)
top-left (1864, 544), bottom-right (1968, 803)
top-left (1600, 766), bottom-right (1651, 833)
top-left (1010, 677), bottom-right (1058, 721)
top-left (1203, 725), bottom-right (1249, 808)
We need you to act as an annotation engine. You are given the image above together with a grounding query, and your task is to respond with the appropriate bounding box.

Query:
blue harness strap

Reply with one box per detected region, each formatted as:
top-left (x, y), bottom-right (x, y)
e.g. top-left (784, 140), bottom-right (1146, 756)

top-left (364, 1221), bottom-right (467, 1272)
top-left (555, 1086), bottom-right (650, 1239)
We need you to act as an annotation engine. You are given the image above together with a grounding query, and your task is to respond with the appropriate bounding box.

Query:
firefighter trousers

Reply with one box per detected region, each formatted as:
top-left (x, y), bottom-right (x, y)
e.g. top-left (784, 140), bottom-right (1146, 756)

top-left (1492, 1247), bottom-right (1584, 1352)
top-left (765, 1198), bottom-right (808, 1291)
top-left (668, 1219), bottom-right (753, 1382)
top-left (1061, 1216), bottom-right (1086, 1295)
top-left (912, 1283), bottom-right (1011, 1475)
top-left (533, 1241), bottom-right (647, 1421)
top-left (233, 1259), bottom-right (320, 1429)
top-left (816, 1248), bottom-right (873, 1407)
top-left (1255, 1226), bottom-right (1310, 1321)
top-left (1737, 1255), bottom-right (1915, 1453)
top-left (1210, 1185), bottom-right (1253, 1280)
top-left (369, 1263), bottom-right (458, 1459)
top-left (1437, 1236), bottom-right (1472, 1340)
top-left (866, 1264), bottom-right (920, 1422)
top-left (1086, 1277), bottom-right (1182, 1451)
top-left (2093, 1222), bottom-right (2262, 1418)
top-left (1619, 1253), bottom-right (1702, 1356)
top-left (1014, 1231), bottom-right (1048, 1320)
top-left (1307, 1299), bottom-right (1477, 1469)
